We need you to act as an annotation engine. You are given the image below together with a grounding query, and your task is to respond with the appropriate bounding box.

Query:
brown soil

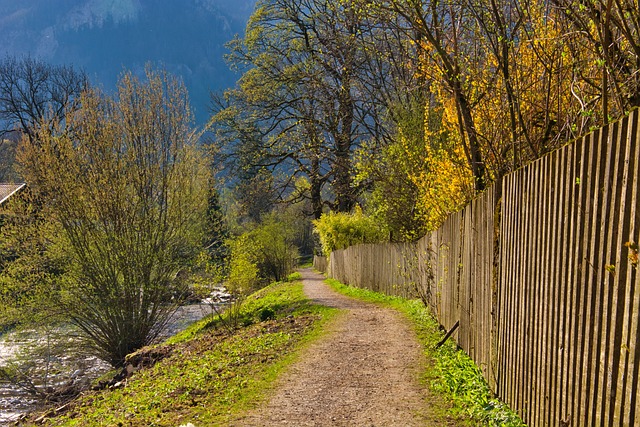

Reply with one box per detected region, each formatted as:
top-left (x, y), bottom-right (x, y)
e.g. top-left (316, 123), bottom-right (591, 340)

top-left (231, 268), bottom-right (451, 427)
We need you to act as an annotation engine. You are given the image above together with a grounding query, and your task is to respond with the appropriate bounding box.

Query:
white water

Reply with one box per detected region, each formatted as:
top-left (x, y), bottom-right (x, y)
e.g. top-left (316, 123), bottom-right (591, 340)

top-left (0, 335), bottom-right (39, 425)
top-left (0, 302), bottom-right (219, 425)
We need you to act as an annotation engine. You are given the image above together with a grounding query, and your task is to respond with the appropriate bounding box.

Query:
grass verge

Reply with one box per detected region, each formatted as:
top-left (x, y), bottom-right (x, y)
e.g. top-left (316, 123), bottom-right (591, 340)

top-left (28, 280), bottom-right (337, 427)
top-left (325, 278), bottom-right (525, 427)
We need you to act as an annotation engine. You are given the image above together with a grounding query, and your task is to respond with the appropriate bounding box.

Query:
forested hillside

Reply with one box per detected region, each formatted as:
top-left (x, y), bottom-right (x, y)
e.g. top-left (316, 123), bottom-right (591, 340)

top-left (0, 0), bottom-right (255, 124)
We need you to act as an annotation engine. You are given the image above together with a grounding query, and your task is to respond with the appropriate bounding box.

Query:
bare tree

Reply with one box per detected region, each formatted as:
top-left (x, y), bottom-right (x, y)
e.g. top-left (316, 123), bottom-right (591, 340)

top-left (212, 0), bottom-right (391, 217)
top-left (0, 55), bottom-right (89, 142)
top-left (551, 0), bottom-right (640, 123)
top-left (18, 68), bottom-right (209, 367)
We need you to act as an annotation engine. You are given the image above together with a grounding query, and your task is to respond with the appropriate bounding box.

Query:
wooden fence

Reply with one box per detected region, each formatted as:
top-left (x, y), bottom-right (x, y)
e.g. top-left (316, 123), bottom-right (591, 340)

top-left (317, 109), bottom-right (640, 426)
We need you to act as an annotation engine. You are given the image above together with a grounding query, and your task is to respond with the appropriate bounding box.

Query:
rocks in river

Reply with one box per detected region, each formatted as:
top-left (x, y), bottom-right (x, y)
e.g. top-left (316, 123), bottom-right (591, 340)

top-left (200, 286), bottom-right (232, 305)
top-left (0, 302), bottom-right (210, 422)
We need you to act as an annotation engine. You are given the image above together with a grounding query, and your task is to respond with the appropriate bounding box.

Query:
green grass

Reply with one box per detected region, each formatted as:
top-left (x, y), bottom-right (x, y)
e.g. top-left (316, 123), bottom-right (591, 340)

top-left (325, 278), bottom-right (525, 427)
top-left (34, 281), bottom-right (337, 427)
top-left (286, 271), bottom-right (302, 281)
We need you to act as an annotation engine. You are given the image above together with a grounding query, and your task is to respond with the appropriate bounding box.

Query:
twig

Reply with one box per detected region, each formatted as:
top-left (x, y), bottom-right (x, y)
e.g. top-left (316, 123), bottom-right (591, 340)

top-left (435, 320), bottom-right (460, 349)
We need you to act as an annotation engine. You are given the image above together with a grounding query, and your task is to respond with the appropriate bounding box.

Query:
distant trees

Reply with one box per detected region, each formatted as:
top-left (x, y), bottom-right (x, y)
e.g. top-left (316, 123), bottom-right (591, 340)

top-left (18, 68), bottom-right (209, 367)
top-left (0, 56), bottom-right (88, 182)
top-left (0, 55), bottom-right (89, 142)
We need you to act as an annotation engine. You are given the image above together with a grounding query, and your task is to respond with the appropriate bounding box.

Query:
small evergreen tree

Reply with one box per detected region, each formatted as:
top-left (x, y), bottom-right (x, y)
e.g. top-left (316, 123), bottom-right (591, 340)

top-left (204, 182), bottom-right (229, 267)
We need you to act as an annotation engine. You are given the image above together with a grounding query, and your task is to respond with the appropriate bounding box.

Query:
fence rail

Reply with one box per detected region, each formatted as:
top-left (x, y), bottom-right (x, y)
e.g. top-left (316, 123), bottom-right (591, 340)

top-left (318, 109), bottom-right (640, 426)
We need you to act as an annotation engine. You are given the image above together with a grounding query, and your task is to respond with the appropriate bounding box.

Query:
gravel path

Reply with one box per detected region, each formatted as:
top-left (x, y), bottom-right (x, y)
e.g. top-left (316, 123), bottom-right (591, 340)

top-left (232, 268), bottom-right (437, 426)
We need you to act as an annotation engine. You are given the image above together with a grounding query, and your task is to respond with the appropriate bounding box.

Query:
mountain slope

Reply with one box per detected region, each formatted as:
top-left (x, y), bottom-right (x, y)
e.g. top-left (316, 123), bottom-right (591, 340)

top-left (0, 0), bottom-right (254, 124)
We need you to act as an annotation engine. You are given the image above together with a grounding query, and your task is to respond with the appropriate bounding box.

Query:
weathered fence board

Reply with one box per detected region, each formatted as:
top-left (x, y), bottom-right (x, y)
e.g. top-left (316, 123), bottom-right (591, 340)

top-left (322, 109), bottom-right (640, 426)
top-left (313, 255), bottom-right (327, 273)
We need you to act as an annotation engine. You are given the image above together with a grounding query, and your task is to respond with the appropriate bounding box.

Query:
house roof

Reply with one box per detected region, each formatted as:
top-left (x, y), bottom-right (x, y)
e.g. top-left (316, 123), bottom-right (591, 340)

top-left (0, 183), bottom-right (25, 205)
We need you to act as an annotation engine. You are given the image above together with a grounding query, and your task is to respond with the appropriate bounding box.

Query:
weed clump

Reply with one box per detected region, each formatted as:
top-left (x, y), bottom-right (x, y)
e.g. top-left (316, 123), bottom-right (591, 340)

top-left (259, 307), bottom-right (276, 321)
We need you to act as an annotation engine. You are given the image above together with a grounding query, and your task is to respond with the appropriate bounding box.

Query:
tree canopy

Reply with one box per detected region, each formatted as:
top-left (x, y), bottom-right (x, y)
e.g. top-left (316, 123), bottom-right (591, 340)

top-left (212, 0), bottom-right (399, 218)
top-left (213, 0), bottom-right (640, 241)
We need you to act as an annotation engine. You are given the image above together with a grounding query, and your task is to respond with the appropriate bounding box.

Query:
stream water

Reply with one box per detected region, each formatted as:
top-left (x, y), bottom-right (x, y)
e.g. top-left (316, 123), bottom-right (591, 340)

top-left (0, 303), bottom-right (218, 425)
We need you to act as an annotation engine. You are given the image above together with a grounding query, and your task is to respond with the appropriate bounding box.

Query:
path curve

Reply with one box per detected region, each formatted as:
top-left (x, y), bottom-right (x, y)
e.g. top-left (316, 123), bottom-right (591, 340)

top-left (231, 268), bottom-right (432, 426)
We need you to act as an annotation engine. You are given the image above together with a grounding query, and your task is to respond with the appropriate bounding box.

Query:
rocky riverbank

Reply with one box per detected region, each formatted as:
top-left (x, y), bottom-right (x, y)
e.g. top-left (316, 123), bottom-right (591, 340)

top-left (0, 301), bottom-right (221, 425)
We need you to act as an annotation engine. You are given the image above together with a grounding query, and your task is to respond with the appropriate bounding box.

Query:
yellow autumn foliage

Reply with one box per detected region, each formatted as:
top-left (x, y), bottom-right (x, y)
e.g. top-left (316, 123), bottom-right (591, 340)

top-left (406, 107), bottom-right (474, 230)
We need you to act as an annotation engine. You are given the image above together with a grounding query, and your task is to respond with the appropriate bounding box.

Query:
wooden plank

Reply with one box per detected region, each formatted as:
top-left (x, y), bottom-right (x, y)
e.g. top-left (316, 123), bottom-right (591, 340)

top-left (483, 192), bottom-right (490, 376)
top-left (506, 171), bottom-right (520, 413)
top-left (522, 163), bottom-right (535, 420)
top-left (522, 159), bottom-right (536, 423)
top-left (571, 127), bottom-right (595, 425)
top-left (557, 142), bottom-right (575, 425)
top-left (531, 156), bottom-right (548, 426)
top-left (594, 120), bottom-right (621, 425)
top-left (602, 116), bottom-right (628, 426)
top-left (542, 153), bottom-right (555, 425)
top-left (460, 206), bottom-right (470, 354)
top-left (579, 126), bottom-right (607, 427)
top-left (516, 167), bottom-right (529, 416)
top-left (613, 110), bottom-right (639, 424)
top-left (484, 189), bottom-right (493, 383)
top-left (547, 144), bottom-right (567, 426)
top-left (528, 162), bottom-right (540, 420)
top-left (470, 203), bottom-right (476, 358)
top-left (624, 111), bottom-right (640, 426)
top-left (528, 158), bottom-right (542, 424)
top-left (539, 151), bottom-right (556, 426)
top-left (454, 212), bottom-right (461, 332)
top-left (500, 173), bottom-right (515, 406)
top-left (497, 176), bottom-right (510, 401)
top-left (505, 172), bottom-right (520, 409)
top-left (560, 138), bottom-right (577, 424)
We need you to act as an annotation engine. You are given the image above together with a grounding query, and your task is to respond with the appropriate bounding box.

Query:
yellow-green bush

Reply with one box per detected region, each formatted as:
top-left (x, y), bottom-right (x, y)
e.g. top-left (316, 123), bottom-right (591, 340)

top-left (226, 216), bottom-right (299, 293)
top-left (312, 207), bottom-right (387, 256)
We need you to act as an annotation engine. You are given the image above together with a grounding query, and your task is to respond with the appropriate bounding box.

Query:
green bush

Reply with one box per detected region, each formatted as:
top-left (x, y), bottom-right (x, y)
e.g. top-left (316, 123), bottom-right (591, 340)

top-left (286, 271), bottom-right (302, 282)
top-left (258, 307), bottom-right (275, 321)
top-left (226, 234), bottom-right (261, 294)
top-left (313, 207), bottom-right (387, 256)
top-left (248, 217), bottom-right (299, 283)
top-left (226, 216), bottom-right (299, 293)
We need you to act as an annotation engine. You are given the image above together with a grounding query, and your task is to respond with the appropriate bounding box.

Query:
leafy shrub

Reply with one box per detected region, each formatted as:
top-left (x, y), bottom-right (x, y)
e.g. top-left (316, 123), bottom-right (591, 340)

top-left (248, 216), bottom-right (299, 283)
top-left (258, 307), bottom-right (275, 321)
top-left (226, 216), bottom-right (299, 293)
top-left (226, 234), bottom-right (261, 294)
top-left (313, 206), bottom-right (387, 256)
top-left (286, 272), bottom-right (302, 282)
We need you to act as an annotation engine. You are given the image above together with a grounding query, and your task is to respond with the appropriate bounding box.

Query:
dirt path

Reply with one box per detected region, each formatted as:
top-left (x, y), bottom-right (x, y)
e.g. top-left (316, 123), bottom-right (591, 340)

top-left (231, 268), bottom-right (438, 426)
